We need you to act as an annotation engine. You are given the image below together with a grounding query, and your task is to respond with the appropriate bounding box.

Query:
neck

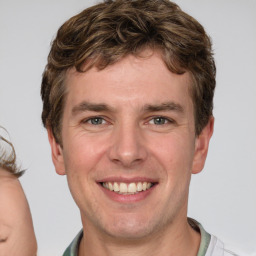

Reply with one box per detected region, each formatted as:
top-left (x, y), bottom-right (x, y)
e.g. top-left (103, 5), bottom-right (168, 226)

top-left (78, 217), bottom-right (200, 256)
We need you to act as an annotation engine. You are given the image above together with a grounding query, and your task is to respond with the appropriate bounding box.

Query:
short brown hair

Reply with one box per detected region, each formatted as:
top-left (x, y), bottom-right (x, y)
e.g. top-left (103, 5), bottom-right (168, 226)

top-left (41, 0), bottom-right (216, 144)
top-left (0, 128), bottom-right (24, 177)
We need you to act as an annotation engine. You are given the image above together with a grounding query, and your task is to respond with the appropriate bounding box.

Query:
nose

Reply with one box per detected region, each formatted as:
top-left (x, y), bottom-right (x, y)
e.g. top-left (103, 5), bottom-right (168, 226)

top-left (108, 122), bottom-right (147, 167)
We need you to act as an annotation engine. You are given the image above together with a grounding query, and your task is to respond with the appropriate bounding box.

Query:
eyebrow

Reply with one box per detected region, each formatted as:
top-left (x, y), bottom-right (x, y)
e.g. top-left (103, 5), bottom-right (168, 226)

top-left (143, 102), bottom-right (184, 113)
top-left (72, 102), bottom-right (113, 115)
top-left (71, 101), bottom-right (184, 116)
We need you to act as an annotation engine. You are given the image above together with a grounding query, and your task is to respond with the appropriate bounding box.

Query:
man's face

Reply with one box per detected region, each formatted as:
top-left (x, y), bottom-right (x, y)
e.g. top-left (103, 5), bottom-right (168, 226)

top-left (49, 50), bottom-right (213, 239)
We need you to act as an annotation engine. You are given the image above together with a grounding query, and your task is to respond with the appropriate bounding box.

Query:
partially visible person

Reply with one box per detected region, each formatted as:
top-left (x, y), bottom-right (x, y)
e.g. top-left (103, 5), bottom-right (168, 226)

top-left (0, 128), bottom-right (37, 256)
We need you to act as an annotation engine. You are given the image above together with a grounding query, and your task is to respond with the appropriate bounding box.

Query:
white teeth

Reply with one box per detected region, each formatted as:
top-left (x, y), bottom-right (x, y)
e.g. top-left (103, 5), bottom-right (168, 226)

top-left (128, 183), bottom-right (137, 193)
top-left (142, 182), bottom-right (147, 191)
top-left (108, 182), bottom-right (114, 191)
top-left (137, 182), bottom-right (143, 191)
top-left (113, 182), bottom-right (119, 192)
top-left (102, 181), bottom-right (153, 194)
top-left (120, 183), bottom-right (128, 193)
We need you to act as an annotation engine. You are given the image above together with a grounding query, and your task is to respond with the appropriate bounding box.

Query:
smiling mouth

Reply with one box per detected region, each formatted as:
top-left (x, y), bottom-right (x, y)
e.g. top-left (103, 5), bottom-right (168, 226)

top-left (100, 181), bottom-right (155, 195)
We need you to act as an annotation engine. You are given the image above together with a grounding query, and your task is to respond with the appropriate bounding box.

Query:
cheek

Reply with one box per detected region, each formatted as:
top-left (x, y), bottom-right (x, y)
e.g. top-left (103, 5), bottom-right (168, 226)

top-left (149, 133), bottom-right (195, 174)
top-left (63, 134), bottom-right (108, 172)
top-left (63, 135), bottom-right (109, 203)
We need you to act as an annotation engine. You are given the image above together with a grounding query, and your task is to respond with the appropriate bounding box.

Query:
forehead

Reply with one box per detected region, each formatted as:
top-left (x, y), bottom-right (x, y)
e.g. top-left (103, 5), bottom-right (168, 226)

top-left (65, 51), bottom-right (193, 110)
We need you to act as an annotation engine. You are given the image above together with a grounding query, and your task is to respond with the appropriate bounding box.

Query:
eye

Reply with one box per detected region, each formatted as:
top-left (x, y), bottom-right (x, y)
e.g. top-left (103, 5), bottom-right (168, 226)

top-left (85, 117), bottom-right (106, 125)
top-left (149, 117), bottom-right (171, 125)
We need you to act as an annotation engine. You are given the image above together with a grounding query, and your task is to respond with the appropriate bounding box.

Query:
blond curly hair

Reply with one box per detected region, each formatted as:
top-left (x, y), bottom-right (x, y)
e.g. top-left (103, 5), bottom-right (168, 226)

top-left (0, 127), bottom-right (24, 177)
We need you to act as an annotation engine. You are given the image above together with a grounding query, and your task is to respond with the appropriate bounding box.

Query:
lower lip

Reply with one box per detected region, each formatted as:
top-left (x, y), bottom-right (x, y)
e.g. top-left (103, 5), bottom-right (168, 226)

top-left (98, 183), bottom-right (157, 203)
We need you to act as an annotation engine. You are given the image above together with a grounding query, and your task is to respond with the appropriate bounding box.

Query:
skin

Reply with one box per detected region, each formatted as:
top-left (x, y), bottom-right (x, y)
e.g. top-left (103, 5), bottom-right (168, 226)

top-left (0, 168), bottom-right (37, 256)
top-left (48, 50), bottom-right (214, 256)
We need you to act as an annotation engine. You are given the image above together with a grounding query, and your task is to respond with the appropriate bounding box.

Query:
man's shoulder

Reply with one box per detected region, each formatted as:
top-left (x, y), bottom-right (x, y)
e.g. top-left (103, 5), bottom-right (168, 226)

top-left (188, 218), bottom-right (240, 256)
top-left (206, 235), bottom-right (239, 256)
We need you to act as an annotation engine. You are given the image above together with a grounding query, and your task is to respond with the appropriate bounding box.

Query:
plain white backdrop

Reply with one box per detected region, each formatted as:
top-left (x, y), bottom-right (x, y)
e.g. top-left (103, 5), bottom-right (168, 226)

top-left (0, 0), bottom-right (255, 255)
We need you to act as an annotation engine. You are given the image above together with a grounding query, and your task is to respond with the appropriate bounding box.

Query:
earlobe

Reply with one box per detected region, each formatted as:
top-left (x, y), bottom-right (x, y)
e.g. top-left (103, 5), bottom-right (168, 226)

top-left (192, 117), bottom-right (214, 174)
top-left (47, 129), bottom-right (66, 175)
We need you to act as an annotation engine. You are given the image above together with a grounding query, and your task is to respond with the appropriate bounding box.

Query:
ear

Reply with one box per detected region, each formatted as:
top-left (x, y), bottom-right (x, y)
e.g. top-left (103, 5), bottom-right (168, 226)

top-left (47, 129), bottom-right (66, 175)
top-left (192, 117), bottom-right (214, 174)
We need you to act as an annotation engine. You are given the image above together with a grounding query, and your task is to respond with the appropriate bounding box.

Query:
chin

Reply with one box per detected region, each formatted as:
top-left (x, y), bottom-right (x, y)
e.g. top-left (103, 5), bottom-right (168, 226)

top-left (100, 215), bottom-right (159, 240)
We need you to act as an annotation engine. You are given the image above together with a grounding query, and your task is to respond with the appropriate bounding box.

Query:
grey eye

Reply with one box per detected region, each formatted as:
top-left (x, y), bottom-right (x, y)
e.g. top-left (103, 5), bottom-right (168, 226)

top-left (89, 118), bottom-right (104, 125)
top-left (152, 117), bottom-right (168, 125)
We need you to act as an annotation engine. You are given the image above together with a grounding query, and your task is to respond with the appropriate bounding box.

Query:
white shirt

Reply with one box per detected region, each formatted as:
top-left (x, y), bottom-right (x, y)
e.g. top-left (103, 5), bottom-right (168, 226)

top-left (205, 235), bottom-right (238, 256)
